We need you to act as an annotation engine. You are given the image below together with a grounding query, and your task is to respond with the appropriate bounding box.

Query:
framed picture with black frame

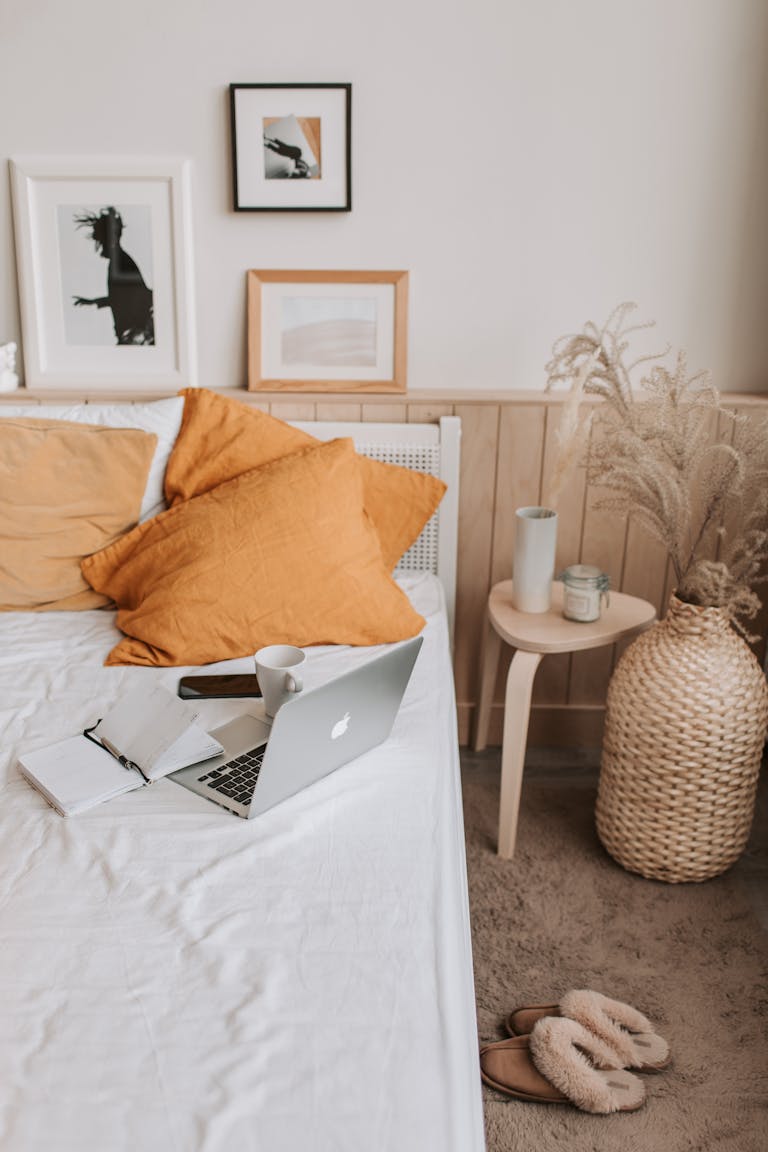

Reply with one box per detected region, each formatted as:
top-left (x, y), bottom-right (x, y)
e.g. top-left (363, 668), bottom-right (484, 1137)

top-left (230, 83), bottom-right (351, 212)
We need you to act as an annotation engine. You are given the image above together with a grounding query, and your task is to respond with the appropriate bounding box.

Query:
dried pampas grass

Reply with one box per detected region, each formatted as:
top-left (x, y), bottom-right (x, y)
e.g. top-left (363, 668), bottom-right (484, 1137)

top-left (546, 304), bottom-right (768, 638)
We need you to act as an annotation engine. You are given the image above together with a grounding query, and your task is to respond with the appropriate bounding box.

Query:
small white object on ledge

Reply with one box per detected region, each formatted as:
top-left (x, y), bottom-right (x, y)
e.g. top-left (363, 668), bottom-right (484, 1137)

top-left (0, 342), bottom-right (20, 392)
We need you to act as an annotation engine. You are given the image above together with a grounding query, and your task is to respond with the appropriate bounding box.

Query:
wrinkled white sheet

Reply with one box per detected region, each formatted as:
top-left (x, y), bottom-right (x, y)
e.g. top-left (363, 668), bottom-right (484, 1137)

top-left (0, 573), bottom-right (484, 1152)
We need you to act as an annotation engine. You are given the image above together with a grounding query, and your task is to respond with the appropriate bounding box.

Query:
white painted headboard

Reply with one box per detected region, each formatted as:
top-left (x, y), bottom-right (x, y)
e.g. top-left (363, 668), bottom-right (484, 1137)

top-left (292, 417), bottom-right (461, 642)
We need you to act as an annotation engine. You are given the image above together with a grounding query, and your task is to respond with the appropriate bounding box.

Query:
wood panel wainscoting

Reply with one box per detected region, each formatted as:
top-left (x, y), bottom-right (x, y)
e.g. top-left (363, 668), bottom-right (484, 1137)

top-left (4, 387), bottom-right (767, 748)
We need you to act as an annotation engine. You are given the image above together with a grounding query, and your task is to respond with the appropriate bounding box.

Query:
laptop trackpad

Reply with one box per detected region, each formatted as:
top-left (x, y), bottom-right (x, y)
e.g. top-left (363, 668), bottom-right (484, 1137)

top-left (210, 713), bottom-right (272, 760)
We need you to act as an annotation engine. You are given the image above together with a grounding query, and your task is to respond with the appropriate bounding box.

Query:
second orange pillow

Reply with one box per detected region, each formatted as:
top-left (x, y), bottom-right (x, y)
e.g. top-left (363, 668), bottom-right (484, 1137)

top-left (164, 389), bottom-right (446, 571)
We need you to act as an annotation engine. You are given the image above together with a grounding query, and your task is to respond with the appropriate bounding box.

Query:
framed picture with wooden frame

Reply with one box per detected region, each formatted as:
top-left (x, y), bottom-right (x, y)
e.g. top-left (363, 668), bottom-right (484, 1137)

top-left (230, 83), bottom-right (351, 211)
top-left (247, 270), bottom-right (408, 393)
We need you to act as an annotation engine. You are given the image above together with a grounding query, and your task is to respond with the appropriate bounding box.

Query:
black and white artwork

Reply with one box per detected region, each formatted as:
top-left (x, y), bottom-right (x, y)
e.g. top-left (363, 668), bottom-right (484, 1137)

top-left (263, 114), bottom-right (320, 180)
top-left (58, 204), bottom-right (154, 347)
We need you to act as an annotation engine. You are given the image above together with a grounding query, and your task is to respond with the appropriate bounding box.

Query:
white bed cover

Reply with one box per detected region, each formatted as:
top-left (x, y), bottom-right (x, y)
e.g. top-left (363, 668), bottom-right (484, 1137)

top-left (0, 573), bottom-right (485, 1152)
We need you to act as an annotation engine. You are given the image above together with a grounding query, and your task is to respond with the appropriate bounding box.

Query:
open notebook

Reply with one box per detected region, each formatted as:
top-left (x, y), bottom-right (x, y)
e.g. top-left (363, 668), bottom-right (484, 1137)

top-left (16, 683), bottom-right (223, 816)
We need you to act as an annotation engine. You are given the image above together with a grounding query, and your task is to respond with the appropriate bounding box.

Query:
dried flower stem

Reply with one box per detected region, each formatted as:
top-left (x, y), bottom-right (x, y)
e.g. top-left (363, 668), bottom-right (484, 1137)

top-left (545, 304), bottom-right (768, 637)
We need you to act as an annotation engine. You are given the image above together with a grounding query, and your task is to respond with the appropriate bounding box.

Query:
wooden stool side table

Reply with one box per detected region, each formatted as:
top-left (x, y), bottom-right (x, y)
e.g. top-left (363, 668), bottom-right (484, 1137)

top-left (473, 580), bottom-right (656, 859)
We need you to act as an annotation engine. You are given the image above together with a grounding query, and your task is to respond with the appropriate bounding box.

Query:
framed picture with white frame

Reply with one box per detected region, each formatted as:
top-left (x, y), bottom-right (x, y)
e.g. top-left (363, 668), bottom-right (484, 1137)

top-left (10, 155), bottom-right (197, 391)
top-left (247, 269), bottom-right (408, 392)
top-left (230, 84), bottom-right (351, 211)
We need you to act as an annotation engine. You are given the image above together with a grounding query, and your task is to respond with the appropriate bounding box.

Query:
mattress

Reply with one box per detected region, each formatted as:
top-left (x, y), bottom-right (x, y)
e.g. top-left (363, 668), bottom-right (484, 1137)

top-left (0, 573), bottom-right (485, 1152)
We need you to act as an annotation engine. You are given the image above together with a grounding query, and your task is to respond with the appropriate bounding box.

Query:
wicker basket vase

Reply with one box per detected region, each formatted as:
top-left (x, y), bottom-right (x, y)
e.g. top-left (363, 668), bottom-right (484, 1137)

top-left (596, 595), bottom-right (768, 883)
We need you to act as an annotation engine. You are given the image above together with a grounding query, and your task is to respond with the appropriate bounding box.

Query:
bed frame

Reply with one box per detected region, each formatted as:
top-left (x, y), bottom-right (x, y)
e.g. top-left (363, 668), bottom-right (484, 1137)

top-left (0, 402), bottom-right (482, 1151)
top-left (292, 416), bottom-right (461, 642)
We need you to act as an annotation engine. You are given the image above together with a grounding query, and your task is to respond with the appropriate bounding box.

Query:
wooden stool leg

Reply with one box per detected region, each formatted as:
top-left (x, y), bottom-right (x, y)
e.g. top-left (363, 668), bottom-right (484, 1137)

top-left (497, 649), bottom-right (543, 859)
top-left (473, 614), bottom-right (502, 751)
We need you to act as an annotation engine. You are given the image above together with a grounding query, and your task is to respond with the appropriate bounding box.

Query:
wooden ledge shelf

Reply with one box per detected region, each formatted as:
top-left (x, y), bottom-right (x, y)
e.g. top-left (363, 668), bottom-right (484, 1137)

top-left (2, 387), bottom-right (766, 407)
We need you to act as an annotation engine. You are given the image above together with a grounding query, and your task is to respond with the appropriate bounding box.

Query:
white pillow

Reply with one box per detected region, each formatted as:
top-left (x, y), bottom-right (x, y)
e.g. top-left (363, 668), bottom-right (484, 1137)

top-left (0, 397), bottom-right (184, 521)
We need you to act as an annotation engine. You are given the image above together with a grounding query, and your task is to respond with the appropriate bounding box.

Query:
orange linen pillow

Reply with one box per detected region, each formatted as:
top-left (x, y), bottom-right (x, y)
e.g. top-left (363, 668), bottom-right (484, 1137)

top-left (0, 418), bottom-right (157, 611)
top-left (82, 437), bottom-right (425, 666)
top-left (164, 388), bottom-right (446, 571)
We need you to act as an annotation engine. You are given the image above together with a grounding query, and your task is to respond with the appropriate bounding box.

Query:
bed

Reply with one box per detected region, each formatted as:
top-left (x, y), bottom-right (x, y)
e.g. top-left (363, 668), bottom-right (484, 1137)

top-left (0, 397), bottom-right (485, 1152)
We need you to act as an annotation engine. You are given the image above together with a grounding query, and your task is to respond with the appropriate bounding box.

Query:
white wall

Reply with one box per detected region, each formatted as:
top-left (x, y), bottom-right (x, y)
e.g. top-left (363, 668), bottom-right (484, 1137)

top-left (1, 0), bottom-right (766, 393)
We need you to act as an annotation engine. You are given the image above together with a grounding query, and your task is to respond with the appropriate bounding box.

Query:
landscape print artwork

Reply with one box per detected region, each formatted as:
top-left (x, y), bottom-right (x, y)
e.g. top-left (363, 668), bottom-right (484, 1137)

top-left (280, 295), bottom-right (377, 367)
top-left (247, 269), bottom-right (406, 392)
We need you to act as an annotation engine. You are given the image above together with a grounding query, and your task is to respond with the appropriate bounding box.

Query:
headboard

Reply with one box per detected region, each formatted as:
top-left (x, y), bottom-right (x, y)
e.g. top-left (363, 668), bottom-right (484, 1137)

top-left (292, 416), bottom-right (461, 643)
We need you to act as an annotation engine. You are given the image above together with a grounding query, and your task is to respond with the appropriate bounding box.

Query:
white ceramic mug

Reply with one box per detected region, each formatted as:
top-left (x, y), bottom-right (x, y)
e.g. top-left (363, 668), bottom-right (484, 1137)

top-left (254, 644), bottom-right (306, 717)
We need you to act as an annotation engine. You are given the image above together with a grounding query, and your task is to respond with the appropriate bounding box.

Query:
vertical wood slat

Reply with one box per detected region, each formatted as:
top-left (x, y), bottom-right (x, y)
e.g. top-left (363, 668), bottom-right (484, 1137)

top-left (453, 403), bottom-right (499, 712)
top-left (714, 405), bottom-right (741, 569)
top-left (362, 403), bottom-right (407, 422)
top-left (615, 519), bottom-right (668, 662)
top-left (713, 401), bottom-right (765, 658)
top-left (488, 404), bottom-right (546, 701)
top-left (534, 402), bottom-right (588, 706)
top-left (490, 405), bottom-right (546, 586)
top-left (732, 404), bottom-right (768, 666)
top-left (695, 408), bottom-right (728, 559)
top-left (315, 402), bottom-right (362, 421)
top-left (621, 520), bottom-right (669, 610)
top-left (268, 401), bottom-right (317, 421)
top-left (406, 402), bottom-right (454, 423)
top-left (660, 406), bottom-right (722, 608)
top-left (569, 406), bottom-right (630, 706)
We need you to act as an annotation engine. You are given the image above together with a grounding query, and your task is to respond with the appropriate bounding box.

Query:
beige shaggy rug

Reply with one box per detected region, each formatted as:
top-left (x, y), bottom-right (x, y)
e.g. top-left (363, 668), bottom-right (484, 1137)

top-left (461, 752), bottom-right (768, 1152)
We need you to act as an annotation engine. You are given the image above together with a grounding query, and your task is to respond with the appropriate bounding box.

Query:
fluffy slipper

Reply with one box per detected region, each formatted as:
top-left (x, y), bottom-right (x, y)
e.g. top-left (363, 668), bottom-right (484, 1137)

top-left (480, 1019), bottom-right (645, 1114)
top-left (480, 1035), bottom-right (569, 1105)
top-left (505, 989), bottom-right (670, 1070)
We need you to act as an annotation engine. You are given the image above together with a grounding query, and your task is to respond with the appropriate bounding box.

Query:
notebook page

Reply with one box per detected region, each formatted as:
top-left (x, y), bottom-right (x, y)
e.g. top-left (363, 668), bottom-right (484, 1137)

top-left (151, 723), bottom-right (224, 778)
top-left (97, 684), bottom-right (195, 773)
top-left (17, 735), bottom-right (141, 815)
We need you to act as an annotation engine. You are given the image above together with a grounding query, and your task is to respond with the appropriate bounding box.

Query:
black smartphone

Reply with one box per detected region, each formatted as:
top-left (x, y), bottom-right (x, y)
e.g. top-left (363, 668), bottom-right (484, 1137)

top-left (177, 674), bottom-right (262, 700)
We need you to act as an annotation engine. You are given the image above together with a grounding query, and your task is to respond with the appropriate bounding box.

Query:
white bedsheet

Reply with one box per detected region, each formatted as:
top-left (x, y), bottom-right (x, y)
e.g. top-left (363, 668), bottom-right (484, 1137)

top-left (0, 574), bottom-right (484, 1152)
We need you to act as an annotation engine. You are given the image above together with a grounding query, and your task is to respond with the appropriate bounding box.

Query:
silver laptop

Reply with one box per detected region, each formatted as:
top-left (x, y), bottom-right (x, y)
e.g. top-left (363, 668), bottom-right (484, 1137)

top-left (170, 637), bottom-right (423, 818)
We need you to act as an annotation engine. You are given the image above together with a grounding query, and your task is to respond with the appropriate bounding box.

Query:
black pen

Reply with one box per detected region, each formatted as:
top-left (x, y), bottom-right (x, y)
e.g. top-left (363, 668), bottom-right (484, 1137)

top-left (100, 736), bottom-right (151, 784)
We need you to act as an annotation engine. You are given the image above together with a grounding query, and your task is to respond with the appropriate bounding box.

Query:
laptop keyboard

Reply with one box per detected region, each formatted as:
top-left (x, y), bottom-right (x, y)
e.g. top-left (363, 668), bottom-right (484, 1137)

top-left (197, 746), bottom-right (266, 806)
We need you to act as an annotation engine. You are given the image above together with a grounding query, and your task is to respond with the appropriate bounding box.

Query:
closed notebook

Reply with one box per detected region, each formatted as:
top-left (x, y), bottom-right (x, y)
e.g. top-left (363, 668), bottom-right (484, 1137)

top-left (17, 683), bottom-right (223, 816)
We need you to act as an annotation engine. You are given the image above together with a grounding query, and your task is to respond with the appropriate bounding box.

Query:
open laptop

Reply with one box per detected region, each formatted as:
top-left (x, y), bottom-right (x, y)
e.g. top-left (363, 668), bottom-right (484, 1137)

top-left (170, 636), bottom-right (423, 819)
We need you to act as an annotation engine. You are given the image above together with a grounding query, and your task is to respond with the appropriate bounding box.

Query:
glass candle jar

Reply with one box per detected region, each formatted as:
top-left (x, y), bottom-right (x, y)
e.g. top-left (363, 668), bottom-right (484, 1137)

top-left (559, 564), bottom-right (610, 622)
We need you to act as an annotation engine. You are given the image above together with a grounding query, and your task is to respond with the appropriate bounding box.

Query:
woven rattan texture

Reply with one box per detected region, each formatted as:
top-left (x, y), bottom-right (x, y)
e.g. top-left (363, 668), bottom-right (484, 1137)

top-left (596, 596), bottom-right (768, 883)
top-left (356, 441), bottom-right (441, 576)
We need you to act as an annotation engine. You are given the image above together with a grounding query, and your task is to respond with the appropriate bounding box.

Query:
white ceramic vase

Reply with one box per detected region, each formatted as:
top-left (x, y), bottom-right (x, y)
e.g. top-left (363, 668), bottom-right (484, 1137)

top-left (512, 506), bottom-right (558, 613)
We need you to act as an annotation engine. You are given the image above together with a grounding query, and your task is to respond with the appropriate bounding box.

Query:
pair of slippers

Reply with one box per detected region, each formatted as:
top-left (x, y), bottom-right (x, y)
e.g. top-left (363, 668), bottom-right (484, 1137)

top-left (480, 990), bottom-right (671, 1114)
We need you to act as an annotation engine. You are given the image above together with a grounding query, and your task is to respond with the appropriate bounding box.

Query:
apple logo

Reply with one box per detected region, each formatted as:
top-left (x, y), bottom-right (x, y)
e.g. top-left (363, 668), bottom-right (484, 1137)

top-left (331, 712), bottom-right (351, 740)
